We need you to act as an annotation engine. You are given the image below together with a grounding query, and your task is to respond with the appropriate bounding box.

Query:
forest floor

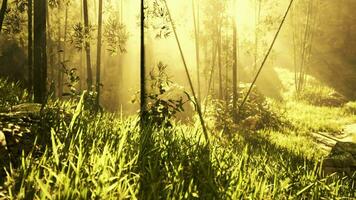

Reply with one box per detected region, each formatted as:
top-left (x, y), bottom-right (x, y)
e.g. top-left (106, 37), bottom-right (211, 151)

top-left (0, 78), bottom-right (355, 199)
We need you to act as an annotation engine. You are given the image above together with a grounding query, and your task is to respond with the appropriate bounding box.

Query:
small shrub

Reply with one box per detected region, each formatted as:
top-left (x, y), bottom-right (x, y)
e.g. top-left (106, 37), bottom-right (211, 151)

top-left (133, 62), bottom-right (188, 128)
top-left (204, 85), bottom-right (286, 133)
top-left (0, 79), bottom-right (29, 111)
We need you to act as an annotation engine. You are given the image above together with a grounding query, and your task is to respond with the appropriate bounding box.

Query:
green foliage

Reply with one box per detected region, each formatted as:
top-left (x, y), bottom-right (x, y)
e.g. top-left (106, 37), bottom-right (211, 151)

top-left (144, 0), bottom-right (172, 39)
top-left (104, 17), bottom-right (129, 55)
top-left (70, 22), bottom-right (95, 51)
top-left (134, 62), bottom-right (187, 128)
top-left (61, 64), bottom-right (80, 98)
top-left (2, 3), bottom-right (25, 35)
top-left (236, 87), bottom-right (286, 130)
top-left (204, 86), bottom-right (286, 133)
top-left (0, 80), bottom-right (355, 199)
top-left (1, 109), bottom-right (355, 199)
top-left (57, 63), bottom-right (98, 113)
top-left (0, 79), bottom-right (29, 111)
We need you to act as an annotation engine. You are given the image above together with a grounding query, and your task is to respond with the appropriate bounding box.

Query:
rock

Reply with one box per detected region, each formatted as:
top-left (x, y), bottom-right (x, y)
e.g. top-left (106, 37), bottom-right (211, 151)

top-left (323, 142), bottom-right (356, 176)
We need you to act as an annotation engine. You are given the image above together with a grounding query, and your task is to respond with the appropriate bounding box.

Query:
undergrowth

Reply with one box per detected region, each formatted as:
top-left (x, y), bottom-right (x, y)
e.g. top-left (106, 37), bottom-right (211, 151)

top-left (0, 79), bottom-right (29, 112)
top-left (0, 76), bottom-right (355, 199)
top-left (0, 95), bottom-right (355, 199)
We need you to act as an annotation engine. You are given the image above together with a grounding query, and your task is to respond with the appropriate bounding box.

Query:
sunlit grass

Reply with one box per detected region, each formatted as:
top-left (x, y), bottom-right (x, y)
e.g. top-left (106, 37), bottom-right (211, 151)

top-left (1, 102), bottom-right (355, 199)
top-left (283, 100), bottom-right (356, 133)
top-left (0, 79), bottom-right (355, 199)
top-left (258, 128), bottom-right (326, 159)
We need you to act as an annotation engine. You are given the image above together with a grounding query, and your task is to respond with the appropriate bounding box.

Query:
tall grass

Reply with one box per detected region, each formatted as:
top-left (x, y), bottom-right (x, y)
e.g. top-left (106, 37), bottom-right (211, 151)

top-left (0, 78), bottom-right (355, 199)
top-left (1, 98), bottom-right (355, 199)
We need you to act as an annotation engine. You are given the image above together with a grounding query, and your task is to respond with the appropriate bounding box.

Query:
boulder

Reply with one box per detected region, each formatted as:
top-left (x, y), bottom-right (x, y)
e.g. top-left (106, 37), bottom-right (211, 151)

top-left (323, 142), bottom-right (356, 176)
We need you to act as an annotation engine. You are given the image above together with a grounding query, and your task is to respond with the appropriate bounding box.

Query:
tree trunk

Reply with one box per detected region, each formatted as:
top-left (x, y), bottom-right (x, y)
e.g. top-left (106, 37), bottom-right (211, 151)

top-left (57, 8), bottom-right (62, 98)
top-left (117, 0), bottom-right (124, 106)
top-left (218, 25), bottom-right (222, 99)
top-left (293, 0), bottom-right (317, 96)
top-left (140, 0), bottom-right (146, 121)
top-left (33, 0), bottom-right (47, 103)
top-left (27, 0), bottom-right (33, 94)
top-left (79, 0), bottom-right (84, 90)
top-left (61, 4), bottom-right (68, 96)
top-left (0, 0), bottom-right (8, 33)
top-left (206, 39), bottom-right (217, 100)
top-left (192, 0), bottom-right (201, 104)
top-left (225, 28), bottom-right (229, 109)
top-left (232, 0), bottom-right (238, 121)
top-left (0, 0), bottom-right (7, 33)
top-left (83, 0), bottom-right (93, 91)
top-left (46, 2), bottom-right (54, 93)
top-left (96, 0), bottom-right (103, 108)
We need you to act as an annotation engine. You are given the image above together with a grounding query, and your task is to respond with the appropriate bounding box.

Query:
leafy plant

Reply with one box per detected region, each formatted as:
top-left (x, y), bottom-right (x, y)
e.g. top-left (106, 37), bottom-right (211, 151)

top-left (70, 22), bottom-right (95, 51)
top-left (60, 64), bottom-right (80, 98)
top-left (0, 79), bottom-right (29, 111)
top-left (104, 17), bottom-right (129, 55)
top-left (133, 62), bottom-right (187, 128)
top-left (144, 0), bottom-right (172, 39)
top-left (204, 86), bottom-right (286, 133)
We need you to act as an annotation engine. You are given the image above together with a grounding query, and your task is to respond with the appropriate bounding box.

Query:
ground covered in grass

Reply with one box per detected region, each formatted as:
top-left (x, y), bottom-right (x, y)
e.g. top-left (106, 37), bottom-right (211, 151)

top-left (0, 79), bottom-right (355, 199)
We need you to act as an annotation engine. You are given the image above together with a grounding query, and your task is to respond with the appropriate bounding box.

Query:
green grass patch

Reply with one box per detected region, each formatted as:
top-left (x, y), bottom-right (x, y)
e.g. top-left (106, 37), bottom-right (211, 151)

top-left (283, 100), bottom-right (356, 133)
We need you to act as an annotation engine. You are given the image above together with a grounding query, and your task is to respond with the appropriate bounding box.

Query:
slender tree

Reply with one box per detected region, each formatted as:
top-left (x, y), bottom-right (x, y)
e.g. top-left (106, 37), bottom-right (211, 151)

top-left (96, 0), bottom-right (103, 107)
top-left (225, 24), bottom-right (229, 108)
top-left (140, 0), bottom-right (146, 121)
top-left (83, 0), bottom-right (93, 91)
top-left (232, 0), bottom-right (238, 121)
top-left (46, 1), bottom-right (55, 93)
top-left (192, 0), bottom-right (201, 104)
top-left (34, 0), bottom-right (47, 103)
top-left (79, 0), bottom-right (84, 90)
top-left (292, 0), bottom-right (318, 96)
top-left (27, 0), bottom-right (33, 93)
top-left (206, 39), bottom-right (218, 102)
top-left (0, 0), bottom-right (8, 33)
top-left (218, 25), bottom-right (222, 99)
top-left (61, 3), bottom-right (69, 96)
top-left (57, 5), bottom-right (62, 97)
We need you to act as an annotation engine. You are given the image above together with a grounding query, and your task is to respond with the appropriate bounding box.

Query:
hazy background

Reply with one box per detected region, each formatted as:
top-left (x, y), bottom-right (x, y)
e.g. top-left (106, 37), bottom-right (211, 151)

top-left (1, 0), bottom-right (355, 113)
